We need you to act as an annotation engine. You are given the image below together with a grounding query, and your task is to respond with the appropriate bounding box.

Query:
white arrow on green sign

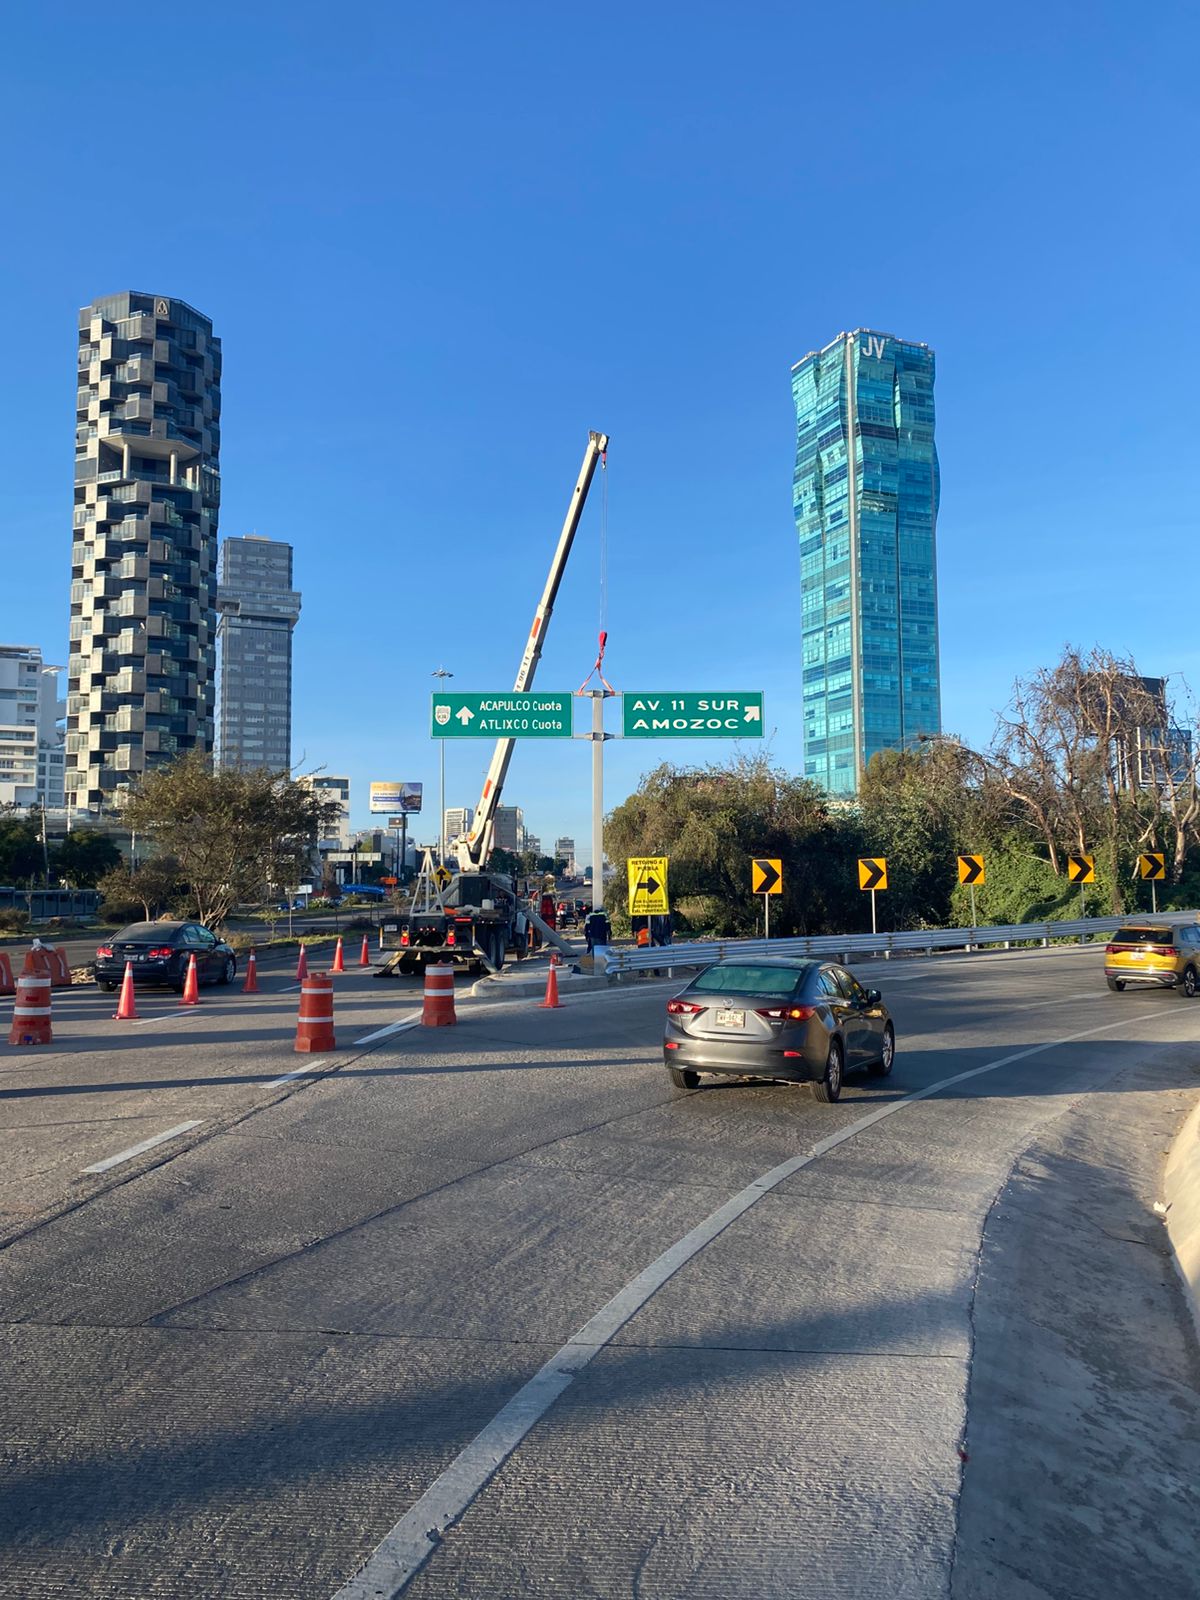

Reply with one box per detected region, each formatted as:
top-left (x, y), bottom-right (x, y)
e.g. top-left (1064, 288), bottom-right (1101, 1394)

top-left (622, 691), bottom-right (764, 738)
top-left (431, 692), bottom-right (574, 738)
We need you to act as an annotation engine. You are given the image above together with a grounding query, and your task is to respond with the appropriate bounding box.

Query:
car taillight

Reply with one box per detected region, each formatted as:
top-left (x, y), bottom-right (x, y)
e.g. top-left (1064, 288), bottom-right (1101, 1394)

top-left (757, 1004), bottom-right (817, 1021)
top-left (788, 1005), bottom-right (816, 1021)
top-left (96, 945), bottom-right (113, 958)
top-left (666, 999), bottom-right (705, 1015)
top-left (400, 929), bottom-right (409, 945)
top-left (147, 947), bottom-right (175, 959)
top-left (1150, 946), bottom-right (1176, 957)
top-left (1105, 944), bottom-right (1116, 955)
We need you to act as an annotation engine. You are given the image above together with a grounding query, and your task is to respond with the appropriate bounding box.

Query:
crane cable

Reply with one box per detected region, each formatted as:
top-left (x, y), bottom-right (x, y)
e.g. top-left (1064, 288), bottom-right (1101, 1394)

top-left (577, 445), bottom-right (615, 695)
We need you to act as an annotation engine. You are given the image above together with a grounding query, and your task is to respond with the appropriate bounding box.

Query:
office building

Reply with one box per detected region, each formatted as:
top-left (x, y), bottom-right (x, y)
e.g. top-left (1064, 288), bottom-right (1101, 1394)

top-left (554, 836), bottom-right (577, 873)
top-left (216, 536), bottom-right (301, 771)
top-left (494, 805), bottom-right (524, 852)
top-left (68, 293), bottom-right (221, 811)
top-left (791, 328), bottom-right (941, 796)
top-left (443, 806), bottom-right (473, 847)
top-left (0, 647), bottom-right (65, 809)
top-left (301, 773), bottom-right (351, 849)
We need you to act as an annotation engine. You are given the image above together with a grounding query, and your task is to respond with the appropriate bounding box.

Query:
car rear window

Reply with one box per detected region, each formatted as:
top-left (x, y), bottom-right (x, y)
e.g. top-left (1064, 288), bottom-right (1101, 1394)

top-left (114, 923), bottom-right (178, 942)
top-left (690, 964), bottom-right (808, 998)
top-left (1111, 927), bottom-right (1173, 946)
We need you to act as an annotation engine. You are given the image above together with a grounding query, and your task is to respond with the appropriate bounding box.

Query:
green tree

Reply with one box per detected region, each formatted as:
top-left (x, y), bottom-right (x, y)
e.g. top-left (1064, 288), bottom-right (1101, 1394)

top-left (96, 855), bottom-right (183, 921)
top-left (605, 756), bottom-right (858, 938)
top-left (53, 828), bottom-right (122, 888)
top-left (120, 752), bottom-right (340, 927)
top-left (0, 815), bottom-right (44, 883)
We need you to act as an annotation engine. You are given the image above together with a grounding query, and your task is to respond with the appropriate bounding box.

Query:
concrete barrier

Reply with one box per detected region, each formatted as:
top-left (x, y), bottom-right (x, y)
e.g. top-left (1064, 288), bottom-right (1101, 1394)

top-left (1164, 1098), bottom-right (1200, 1343)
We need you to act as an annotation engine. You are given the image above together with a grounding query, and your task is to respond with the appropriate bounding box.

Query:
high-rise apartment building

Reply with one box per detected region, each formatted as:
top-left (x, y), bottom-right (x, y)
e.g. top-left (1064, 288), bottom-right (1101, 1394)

top-left (554, 836), bottom-right (576, 873)
top-left (216, 536), bottom-right (301, 771)
top-left (0, 647), bottom-right (65, 809)
top-left (301, 774), bottom-right (351, 849)
top-left (443, 806), bottom-right (473, 847)
top-left (791, 329), bottom-right (941, 796)
top-left (494, 805), bottom-right (525, 852)
top-left (68, 293), bottom-right (221, 811)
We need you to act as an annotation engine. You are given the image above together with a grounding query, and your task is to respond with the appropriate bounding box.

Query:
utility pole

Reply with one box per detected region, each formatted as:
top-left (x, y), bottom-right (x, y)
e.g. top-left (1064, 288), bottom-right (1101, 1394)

top-left (432, 665), bottom-right (453, 863)
top-left (579, 689), bottom-right (613, 913)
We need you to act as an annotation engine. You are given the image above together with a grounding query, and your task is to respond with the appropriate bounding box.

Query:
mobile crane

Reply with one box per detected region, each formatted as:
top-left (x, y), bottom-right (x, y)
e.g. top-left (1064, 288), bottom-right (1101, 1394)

top-left (379, 431), bottom-right (608, 977)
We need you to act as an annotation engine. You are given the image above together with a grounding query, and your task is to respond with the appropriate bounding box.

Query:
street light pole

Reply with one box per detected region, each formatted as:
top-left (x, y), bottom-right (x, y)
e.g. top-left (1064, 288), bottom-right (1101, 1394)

top-left (432, 665), bottom-right (453, 864)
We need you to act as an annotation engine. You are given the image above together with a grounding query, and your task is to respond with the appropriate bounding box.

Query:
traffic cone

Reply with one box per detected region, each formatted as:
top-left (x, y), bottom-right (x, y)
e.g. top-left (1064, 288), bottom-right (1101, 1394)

top-left (359, 934), bottom-right (370, 967)
top-left (421, 961), bottom-right (457, 1027)
top-left (331, 936), bottom-right (345, 974)
top-left (295, 972), bottom-right (336, 1052)
top-left (539, 953), bottom-right (562, 1010)
top-left (296, 945), bottom-right (308, 982)
top-left (243, 948), bottom-right (259, 994)
top-left (9, 956), bottom-right (52, 1045)
top-left (180, 952), bottom-right (200, 1006)
top-left (113, 960), bottom-right (139, 1020)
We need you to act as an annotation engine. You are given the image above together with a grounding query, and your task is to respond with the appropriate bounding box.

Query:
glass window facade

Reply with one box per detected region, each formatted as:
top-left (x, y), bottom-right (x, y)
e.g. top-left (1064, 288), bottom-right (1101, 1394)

top-left (791, 329), bottom-right (941, 796)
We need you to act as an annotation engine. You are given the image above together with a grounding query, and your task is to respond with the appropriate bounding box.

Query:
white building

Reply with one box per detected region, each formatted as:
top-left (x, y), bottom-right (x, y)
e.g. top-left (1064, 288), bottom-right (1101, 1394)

top-left (554, 836), bottom-right (577, 873)
top-left (0, 646), bottom-right (65, 809)
top-left (300, 773), bottom-right (351, 849)
top-left (494, 805), bottom-right (524, 852)
top-left (443, 806), bottom-right (473, 847)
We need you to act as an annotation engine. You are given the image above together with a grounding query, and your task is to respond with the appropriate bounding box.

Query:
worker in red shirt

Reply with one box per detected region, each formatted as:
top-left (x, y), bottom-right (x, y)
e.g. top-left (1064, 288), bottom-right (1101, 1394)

top-left (540, 892), bottom-right (557, 930)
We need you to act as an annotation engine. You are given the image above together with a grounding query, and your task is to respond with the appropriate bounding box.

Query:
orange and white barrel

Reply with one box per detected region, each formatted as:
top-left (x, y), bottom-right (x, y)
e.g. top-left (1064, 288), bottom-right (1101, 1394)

top-left (421, 961), bottom-right (456, 1027)
top-left (294, 972), bottom-right (336, 1053)
top-left (9, 970), bottom-right (52, 1046)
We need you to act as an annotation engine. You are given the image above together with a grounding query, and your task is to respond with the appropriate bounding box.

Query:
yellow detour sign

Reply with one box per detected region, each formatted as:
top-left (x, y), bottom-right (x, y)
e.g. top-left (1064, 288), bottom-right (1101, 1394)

top-left (627, 856), bottom-right (669, 916)
top-left (752, 858), bottom-right (782, 896)
top-left (433, 863), bottom-right (453, 891)
top-left (858, 857), bottom-right (887, 891)
top-left (958, 854), bottom-right (985, 886)
top-left (1139, 852), bottom-right (1166, 881)
top-left (1066, 853), bottom-right (1095, 884)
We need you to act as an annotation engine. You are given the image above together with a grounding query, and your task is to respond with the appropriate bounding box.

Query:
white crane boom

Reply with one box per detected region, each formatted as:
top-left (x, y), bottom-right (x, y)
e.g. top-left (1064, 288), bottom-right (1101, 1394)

top-left (457, 430), bottom-right (608, 870)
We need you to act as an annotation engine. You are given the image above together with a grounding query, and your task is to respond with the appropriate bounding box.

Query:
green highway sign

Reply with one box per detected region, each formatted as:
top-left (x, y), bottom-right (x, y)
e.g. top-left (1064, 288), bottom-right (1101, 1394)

top-left (622, 691), bottom-right (764, 738)
top-left (431, 691), bottom-right (573, 738)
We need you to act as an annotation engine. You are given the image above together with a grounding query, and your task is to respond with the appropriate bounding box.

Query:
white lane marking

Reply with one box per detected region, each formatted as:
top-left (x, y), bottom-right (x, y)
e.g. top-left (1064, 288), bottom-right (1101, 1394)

top-left (82, 1120), bottom-right (203, 1174)
top-left (264, 1061), bottom-right (333, 1089)
top-left (355, 1014), bottom-right (422, 1046)
top-left (331, 1006), bottom-right (1196, 1599)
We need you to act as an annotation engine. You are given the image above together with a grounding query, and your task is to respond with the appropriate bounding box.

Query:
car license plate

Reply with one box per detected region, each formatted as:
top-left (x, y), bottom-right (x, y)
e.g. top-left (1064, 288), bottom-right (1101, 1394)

top-left (715, 1008), bottom-right (745, 1029)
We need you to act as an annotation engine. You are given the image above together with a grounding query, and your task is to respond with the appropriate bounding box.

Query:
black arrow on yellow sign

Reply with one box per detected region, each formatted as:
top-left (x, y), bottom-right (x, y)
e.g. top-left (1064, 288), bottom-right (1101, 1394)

top-left (1067, 854), bottom-right (1095, 884)
top-left (638, 873), bottom-right (661, 898)
top-left (1139, 852), bottom-right (1166, 881)
top-left (752, 858), bottom-right (782, 895)
top-left (858, 857), bottom-right (887, 891)
top-left (958, 854), bottom-right (985, 886)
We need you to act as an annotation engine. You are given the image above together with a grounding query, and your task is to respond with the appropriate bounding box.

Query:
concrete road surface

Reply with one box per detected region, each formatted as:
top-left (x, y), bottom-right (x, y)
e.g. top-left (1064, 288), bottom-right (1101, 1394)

top-left (0, 945), bottom-right (1197, 1598)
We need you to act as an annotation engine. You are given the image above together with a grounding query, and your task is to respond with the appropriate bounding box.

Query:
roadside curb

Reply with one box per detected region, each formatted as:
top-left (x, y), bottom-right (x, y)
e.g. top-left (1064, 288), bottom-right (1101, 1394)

top-left (1164, 1096), bottom-right (1200, 1345)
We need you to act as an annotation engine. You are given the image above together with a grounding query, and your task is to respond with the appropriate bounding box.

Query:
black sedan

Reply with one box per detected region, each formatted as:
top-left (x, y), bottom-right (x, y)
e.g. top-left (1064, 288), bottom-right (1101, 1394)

top-left (663, 957), bottom-right (894, 1102)
top-left (94, 921), bottom-right (238, 992)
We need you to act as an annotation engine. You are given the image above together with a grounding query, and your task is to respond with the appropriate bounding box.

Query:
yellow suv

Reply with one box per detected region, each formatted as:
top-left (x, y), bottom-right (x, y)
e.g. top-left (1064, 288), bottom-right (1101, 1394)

top-left (1104, 923), bottom-right (1200, 996)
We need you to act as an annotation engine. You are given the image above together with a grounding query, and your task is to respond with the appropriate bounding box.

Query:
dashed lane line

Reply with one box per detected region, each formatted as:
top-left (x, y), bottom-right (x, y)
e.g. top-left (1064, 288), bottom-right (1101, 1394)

top-left (331, 1005), bottom-right (1197, 1600)
top-left (82, 1120), bottom-right (204, 1175)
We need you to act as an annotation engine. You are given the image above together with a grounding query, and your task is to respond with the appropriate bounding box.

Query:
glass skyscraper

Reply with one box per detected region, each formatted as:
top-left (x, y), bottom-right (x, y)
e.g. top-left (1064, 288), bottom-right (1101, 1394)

top-left (216, 536), bottom-right (301, 771)
top-left (791, 328), bottom-right (941, 796)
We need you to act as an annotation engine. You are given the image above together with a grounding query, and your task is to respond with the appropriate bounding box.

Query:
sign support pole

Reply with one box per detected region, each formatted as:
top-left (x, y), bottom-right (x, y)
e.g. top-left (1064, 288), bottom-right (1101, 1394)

top-left (585, 691), bottom-right (612, 913)
top-left (969, 882), bottom-right (977, 935)
top-left (764, 893), bottom-right (770, 941)
top-left (400, 815), bottom-right (407, 885)
top-left (1151, 879), bottom-right (1158, 915)
top-left (871, 888), bottom-right (877, 936)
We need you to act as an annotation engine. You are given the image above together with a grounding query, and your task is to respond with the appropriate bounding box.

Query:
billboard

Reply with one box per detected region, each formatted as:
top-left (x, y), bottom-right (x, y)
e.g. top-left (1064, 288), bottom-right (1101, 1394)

top-left (369, 781), bottom-right (423, 814)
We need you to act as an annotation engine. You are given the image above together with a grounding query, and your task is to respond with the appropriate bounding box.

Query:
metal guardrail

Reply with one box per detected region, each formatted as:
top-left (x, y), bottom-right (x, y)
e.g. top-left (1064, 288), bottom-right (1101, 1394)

top-left (603, 909), bottom-right (1200, 976)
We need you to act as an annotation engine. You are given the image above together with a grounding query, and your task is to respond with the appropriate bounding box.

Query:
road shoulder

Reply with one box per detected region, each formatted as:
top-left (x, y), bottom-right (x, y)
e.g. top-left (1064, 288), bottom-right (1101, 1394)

top-left (951, 1046), bottom-right (1200, 1600)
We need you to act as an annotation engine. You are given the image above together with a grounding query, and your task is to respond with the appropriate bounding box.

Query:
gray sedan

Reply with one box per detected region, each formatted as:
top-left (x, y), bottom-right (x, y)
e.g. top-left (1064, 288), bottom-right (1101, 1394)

top-left (663, 957), bottom-right (894, 1103)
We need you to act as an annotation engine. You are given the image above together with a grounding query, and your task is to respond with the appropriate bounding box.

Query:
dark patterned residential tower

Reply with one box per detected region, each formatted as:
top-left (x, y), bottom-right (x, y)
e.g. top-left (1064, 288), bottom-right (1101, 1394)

top-left (68, 293), bottom-right (221, 810)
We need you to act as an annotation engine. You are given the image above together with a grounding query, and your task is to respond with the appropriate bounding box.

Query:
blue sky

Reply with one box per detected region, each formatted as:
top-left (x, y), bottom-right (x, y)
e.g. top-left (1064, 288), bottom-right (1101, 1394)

top-left (2, 1), bottom-right (1195, 860)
